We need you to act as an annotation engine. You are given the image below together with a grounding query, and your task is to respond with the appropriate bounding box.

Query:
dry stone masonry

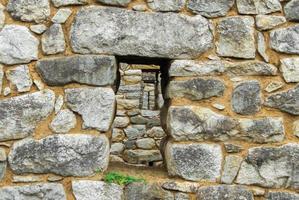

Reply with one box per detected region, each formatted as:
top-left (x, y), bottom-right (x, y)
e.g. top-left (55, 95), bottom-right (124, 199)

top-left (0, 0), bottom-right (298, 199)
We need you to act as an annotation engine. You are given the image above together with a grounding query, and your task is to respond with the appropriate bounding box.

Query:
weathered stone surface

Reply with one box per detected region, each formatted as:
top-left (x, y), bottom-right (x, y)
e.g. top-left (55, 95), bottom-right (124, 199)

top-left (113, 116), bottom-right (130, 128)
top-left (264, 85), bottom-right (299, 115)
top-left (0, 65), bottom-right (2, 94)
top-left (7, 0), bottom-right (50, 22)
top-left (37, 55), bottom-right (117, 86)
top-left (0, 148), bottom-right (6, 180)
top-left (0, 4), bottom-right (5, 29)
top-left (42, 24), bottom-right (65, 55)
top-left (112, 128), bottom-right (125, 142)
top-left (125, 183), bottom-right (174, 200)
top-left (257, 32), bottom-right (270, 62)
top-left (270, 25), bottom-right (299, 54)
top-left (236, 143), bottom-right (299, 189)
top-left (0, 25), bottom-right (39, 65)
top-left (166, 78), bottom-right (225, 100)
top-left (97, 0), bottom-right (131, 6)
top-left (226, 61), bottom-right (277, 76)
top-left (266, 191), bottom-right (299, 200)
top-left (232, 80), bottom-right (262, 115)
top-left (52, 0), bottom-right (88, 7)
top-left (33, 79), bottom-right (44, 90)
top-left (12, 175), bottom-right (42, 183)
top-left (6, 65), bottom-right (33, 92)
top-left (8, 134), bottom-right (110, 176)
top-left (284, 0), bottom-right (299, 21)
top-left (3, 87), bottom-right (11, 96)
top-left (54, 95), bottom-right (64, 114)
top-left (65, 87), bottom-right (115, 131)
top-left (52, 8), bottom-right (72, 24)
top-left (265, 81), bottom-right (284, 93)
top-left (294, 120), bottom-right (299, 137)
top-left (224, 143), bottom-right (243, 153)
top-left (72, 180), bottom-right (123, 200)
top-left (236, 0), bottom-right (281, 14)
top-left (217, 16), bottom-right (255, 59)
top-left (136, 138), bottom-right (156, 149)
top-left (0, 90), bottom-right (55, 141)
top-left (147, 127), bottom-right (165, 138)
top-left (111, 143), bottom-right (125, 155)
top-left (197, 185), bottom-right (254, 200)
top-left (132, 4), bottom-right (147, 11)
top-left (187, 0), bottom-right (234, 18)
top-left (162, 181), bottom-right (200, 193)
top-left (70, 6), bottom-right (213, 59)
top-left (167, 106), bottom-right (238, 141)
top-left (124, 149), bottom-right (162, 164)
top-left (124, 125), bottom-right (146, 139)
top-left (256, 15), bottom-right (286, 31)
top-left (221, 155), bottom-right (243, 184)
top-left (147, 0), bottom-right (185, 11)
top-left (239, 117), bottom-right (285, 143)
top-left (30, 24), bottom-right (47, 34)
top-left (165, 142), bottom-right (222, 181)
top-left (280, 57), bottom-right (299, 82)
top-left (50, 109), bottom-right (77, 133)
top-left (175, 193), bottom-right (190, 200)
top-left (0, 183), bottom-right (66, 200)
top-left (169, 60), bottom-right (226, 77)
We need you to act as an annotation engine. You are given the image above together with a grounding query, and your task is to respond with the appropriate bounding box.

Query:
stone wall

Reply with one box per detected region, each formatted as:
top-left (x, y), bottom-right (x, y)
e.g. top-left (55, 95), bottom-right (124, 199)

top-left (0, 0), bottom-right (299, 199)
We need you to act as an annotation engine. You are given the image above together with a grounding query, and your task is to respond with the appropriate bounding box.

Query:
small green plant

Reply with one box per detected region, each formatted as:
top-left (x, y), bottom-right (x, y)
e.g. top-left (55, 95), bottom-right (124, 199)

top-left (103, 172), bottom-right (145, 186)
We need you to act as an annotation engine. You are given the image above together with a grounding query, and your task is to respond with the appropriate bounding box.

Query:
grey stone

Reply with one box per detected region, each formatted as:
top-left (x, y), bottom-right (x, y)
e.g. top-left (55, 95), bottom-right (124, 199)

top-left (162, 181), bottom-right (200, 193)
top-left (124, 149), bottom-right (162, 164)
top-left (50, 109), bottom-right (77, 133)
top-left (236, 0), bottom-right (281, 14)
top-left (7, 0), bottom-right (50, 22)
top-left (47, 175), bottom-right (63, 182)
top-left (238, 117), bottom-right (285, 143)
top-left (3, 87), bottom-right (11, 96)
top-left (256, 15), bottom-right (286, 31)
top-left (136, 138), bottom-right (156, 149)
top-left (124, 125), bottom-right (146, 140)
top-left (0, 90), bottom-right (55, 141)
top-left (30, 24), bottom-right (47, 34)
top-left (37, 55), bottom-right (117, 87)
top-left (225, 61), bottom-right (277, 76)
top-left (232, 80), bottom-right (262, 115)
top-left (165, 142), bottom-right (222, 181)
top-left (124, 140), bottom-right (136, 150)
top-left (221, 155), bottom-right (243, 184)
top-left (187, 0), bottom-right (234, 18)
top-left (8, 134), bottom-right (110, 176)
top-left (280, 57), bottom-right (299, 82)
top-left (266, 191), bottom-right (299, 200)
top-left (65, 87), bottom-right (116, 131)
top-left (217, 16), bottom-right (255, 59)
top-left (265, 81), bottom-right (284, 93)
top-left (196, 185), bottom-right (254, 200)
top-left (111, 143), bottom-right (125, 155)
top-left (166, 78), bottom-right (225, 100)
top-left (117, 99), bottom-right (139, 110)
top-left (175, 193), bottom-right (190, 200)
top-left (0, 65), bottom-right (3, 94)
top-left (212, 103), bottom-right (225, 110)
top-left (264, 85), bottom-right (299, 115)
top-left (12, 175), bottom-right (43, 183)
top-left (54, 95), bottom-right (64, 114)
top-left (0, 183), bottom-right (66, 200)
top-left (293, 120), bottom-right (299, 137)
top-left (72, 180), bottom-right (123, 200)
top-left (169, 60), bottom-right (226, 77)
top-left (224, 143), bottom-right (243, 153)
top-left (147, 127), bottom-right (165, 138)
top-left (257, 32), bottom-right (269, 62)
top-left (51, 0), bottom-right (88, 7)
top-left (270, 25), bottom-right (299, 54)
top-left (236, 143), bottom-right (299, 189)
top-left (132, 4), bottom-right (147, 11)
top-left (167, 106), bottom-right (239, 142)
top-left (147, 0), bottom-right (185, 11)
top-left (97, 0), bottom-right (131, 6)
top-left (0, 148), bottom-right (6, 180)
top-left (112, 128), bottom-right (125, 142)
top-left (0, 25), bottom-right (39, 65)
top-left (125, 183), bottom-right (174, 200)
top-left (42, 24), bottom-right (65, 55)
top-left (70, 6), bottom-right (213, 59)
top-left (52, 8), bottom-right (72, 24)
top-left (0, 4), bottom-right (5, 29)
top-left (284, 0), bottom-right (299, 21)
top-left (113, 116), bottom-right (130, 128)
top-left (6, 65), bottom-right (33, 92)
top-left (34, 80), bottom-right (45, 90)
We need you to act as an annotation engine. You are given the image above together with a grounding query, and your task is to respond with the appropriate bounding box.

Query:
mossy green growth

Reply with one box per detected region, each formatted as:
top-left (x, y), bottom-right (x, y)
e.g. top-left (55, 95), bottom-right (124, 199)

top-left (103, 172), bottom-right (146, 186)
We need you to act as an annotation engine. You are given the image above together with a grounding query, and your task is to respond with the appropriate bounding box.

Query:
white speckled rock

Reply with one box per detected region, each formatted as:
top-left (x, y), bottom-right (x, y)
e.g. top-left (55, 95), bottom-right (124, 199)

top-left (255, 15), bottom-right (286, 31)
top-left (221, 155), bottom-right (243, 184)
top-left (52, 8), bottom-right (72, 24)
top-left (6, 65), bottom-right (33, 92)
top-left (236, 0), bottom-right (281, 14)
top-left (284, 0), bottom-right (299, 21)
top-left (51, 0), bottom-right (88, 7)
top-left (257, 32), bottom-right (269, 62)
top-left (30, 24), bottom-right (47, 34)
top-left (280, 57), bottom-right (299, 82)
top-left (42, 24), bottom-right (65, 55)
top-left (97, 0), bottom-right (131, 6)
top-left (147, 0), bottom-right (185, 11)
top-left (0, 4), bottom-right (5, 29)
top-left (50, 109), bottom-right (77, 133)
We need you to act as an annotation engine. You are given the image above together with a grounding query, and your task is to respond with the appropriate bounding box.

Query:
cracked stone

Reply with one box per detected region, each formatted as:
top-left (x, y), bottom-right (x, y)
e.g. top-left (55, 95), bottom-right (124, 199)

top-left (256, 15), bottom-right (286, 31)
top-left (236, 0), bottom-right (281, 14)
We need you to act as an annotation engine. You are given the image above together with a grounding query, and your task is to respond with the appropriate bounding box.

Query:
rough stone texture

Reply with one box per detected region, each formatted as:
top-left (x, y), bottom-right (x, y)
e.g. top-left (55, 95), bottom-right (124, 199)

top-left (225, 61), bottom-right (277, 76)
top-left (0, 4), bottom-right (4, 29)
top-left (165, 142), bottom-right (223, 181)
top-left (136, 138), bottom-right (156, 149)
top-left (187, 0), bottom-right (234, 18)
top-left (7, 0), bottom-right (50, 23)
top-left (256, 15), bottom-right (286, 31)
top-left (8, 134), bottom-right (110, 176)
top-left (236, 143), bottom-right (299, 189)
top-left (266, 191), bottom-right (299, 200)
top-left (0, 25), bottom-right (39, 65)
top-left (0, 65), bottom-right (3, 94)
top-left (0, 148), bottom-right (6, 180)
top-left (124, 125), bottom-right (146, 139)
top-left (37, 55), bottom-right (117, 86)
top-left (72, 180), bottom-right (123, 200)
top-left (0, 183), bottom-right (66, 200)
top-left (6, 65), bottom-right (33, 92)
top-left (284, 0), bottom-right (299, 21)
top-left (162, 181), bottom-right (200, 193)
top-left (111, 143), bottom-right (125, 155)
top-left (167, 106), bottom-right (239, 142)
top-left (52, 0), bottom-right (88, 7)
top-left (239, 117), bottom-right (285, 143)
top-left (70, 6), bottom-right (213, 59)
top-left (221, 155), bottom-right (243, 184)
top-left (280, 57), bottom-right (299, 83)
top-left (166, 78), bottom-right (225, 100)
top-left (270, 25), bottom-right (299, 54)
top-left (197, 185), bottom-right (254, 200)
top-left (224, 143), bottom-right (243, 153)
top-left (42, 24), bottom-right (65, 55)
top-left (97, 0), bottom-right (131, 6)
top-left (52, 8), bottom-right (72, 24)
top-left (236, 0), bottom-right (281, 14)
top-left (232, 80), bottom-right (262, 115)
top-left (217, 16), bottom-right (255, 59)
top-left (54, 95), bottom-right (64, 114)
top-left (147, 0), bottom-right (185, 11)
top-left (30, 24), bottom-right (47, 34)
top-left (0, 90), bottom-right (55, 141)
top-left (257, 32), bottom-right (269, 62)
top-left (264, 85), bottom-right (299, 115)
top-left (113, 116), bottom-right (130, 128)
top-left (124, 149), bottom-right (162, 164)
top-left (50, 109), bottom-right (77, 133)
top-left (265, 81), bottom-right (284, 93)
top-left (65, 87), bottom-right (116, 131)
